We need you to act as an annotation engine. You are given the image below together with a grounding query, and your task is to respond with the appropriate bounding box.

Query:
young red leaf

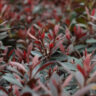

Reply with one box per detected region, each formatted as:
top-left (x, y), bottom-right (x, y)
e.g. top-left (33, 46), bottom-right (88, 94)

top-left (36, 61), bottom-right (55, 74)
top-left (65, 18), bottom-right (70, 25)
top-left (48, 33), bottom-right (53, 40)
top-left (23, 50), bottom-right (26, 59)
top-left (24, 7), bottom-right (31, 13)
top-left (77, 64), bottom-right (86, 78)
top-left (83, 54), bottom-right (91, 72)
top-left (37, 21), bottom-right (43, 27)
top-left (41, 32), bottom-right (45, 39)
top-left (91, 8), bottom-right (96, 16)
top-left (49, 43), bottom-right (54, 49)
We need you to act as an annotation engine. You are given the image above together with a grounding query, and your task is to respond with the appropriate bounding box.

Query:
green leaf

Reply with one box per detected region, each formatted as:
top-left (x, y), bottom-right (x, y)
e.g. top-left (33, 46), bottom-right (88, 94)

top-left (3, 73), bottom-right (23, 87)
top-left (75, 45), bottom-right (86, 50)
top-left (86, 38), bottom-right (96, 44)
top-left (60, 62), bottom-right (76, 71)
top-left (31, 51), bottom-right (43, 57)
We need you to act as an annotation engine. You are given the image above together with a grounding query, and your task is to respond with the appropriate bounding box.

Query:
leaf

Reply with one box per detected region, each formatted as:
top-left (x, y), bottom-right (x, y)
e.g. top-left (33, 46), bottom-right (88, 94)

top-left (3, 73), bottom-right (23, 87)
top-left (32, 55), bottom-right (39, 66)
top-left (65, 28), bottom-right (70, 40)
top-left (0, 86), bottom-right (8, 95)
top-left (9, 61), bottom-right (27, 72)
top-left (85, 7), bottom-right (90, 18)
top-left (35, 61), bottom-right (55, 75)
top-left (27, 29), bottom-right (38, 41)
top-left (41, 32), bottom-right (45, 39)
top-left (31, 51), bottom-right (42, 57)
top-left (27, 43), bottom-right (33, 55)
top-left (0, 32), bottom-right (8, 40)
top-left (75, 71), bottom-right (85, 87)
top-left (63, 74), bottom-right (73, 87)
top-left (73, 84), bottom-right (96, 96)
top-left (32, 5), bottom-right (42, 14)
top-left (54, 24), bottom-right (60, 35)
top-left (83, 54), bottom-right (91, 72)
top-left (91, 8), bottom-right (96, 16)
top-left (13, 85), bottom-right (20, 96)
top-left (75, 45), bottom-right (86, 50)
top-left (57, 61), bottom-right (73, 74)
top-left (77, 64), bottom-right (86, 78)
top-left (38, 80), bottom-right (51, 95)
top-left (61, 62), bottom-right (76, 71)
top-left (86, 38), bottom-right (96, 44)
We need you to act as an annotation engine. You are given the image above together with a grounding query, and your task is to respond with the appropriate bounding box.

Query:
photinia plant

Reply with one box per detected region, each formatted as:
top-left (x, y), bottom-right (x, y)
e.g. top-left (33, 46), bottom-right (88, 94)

top-left (0, 0), bottom-right (96, 96)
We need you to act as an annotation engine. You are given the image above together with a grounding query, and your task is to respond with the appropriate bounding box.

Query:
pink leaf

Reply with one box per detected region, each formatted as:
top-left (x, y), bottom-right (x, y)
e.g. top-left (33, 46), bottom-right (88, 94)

top-left (60, 44), bottom-right (65, 53)
top-left (83, 54), bottom-right (91, 72)
top-left (32, 55), bottom-right (39, 66)
top-left (63, 74), bottom-right (73, 87)
top-left (65, 28), bottom-right (70, 40)
top-left (9, 61), bottom-right (27, 72)
top-left (27, 28), bottom-right (38, 41)
top-left (13, 85), bottom-right (20, 96)
top-left (85, 7), bottom-right (90, 18)
top-left (27, 42), bottom-right (33, 56)
top-left (54, 24), bottom-right (60, 35)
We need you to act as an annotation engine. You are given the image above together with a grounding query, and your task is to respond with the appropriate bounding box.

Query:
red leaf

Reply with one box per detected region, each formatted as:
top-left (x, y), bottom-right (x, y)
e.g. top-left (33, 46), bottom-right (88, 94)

top-left (91, 8), bottom-right (96, 16)
top-left (49, 43), bottom-right (54, 49)
top-left (8, 49), bottom-right (14, 57)
top-left (23, 50), bottom-right (26, 59)
top-left (0, 3), bottom-right (3, 12)
top-left (21, 92), bottom-right (32, 96)
top-left (18, 29), bottom-right (26, 39)
top-left (77, 64), bottom-right (86, 78)
top-left (65, 18), bottom-right (70, 25)
top-left (73, 26), bottom-right (86, 39)
top-left (34, 40), bottom-right (41, 44)
top-left (83, 54), bottom-right (91, 72)
top-left (30, 26), bottom-right (35, 35)
top-left (36, 61), bottom-right (55, 74)
top-left (41, 32), bottom-right (45, 39)
top-left (24, 7), bottom-right (31, 13)
top-left (65, 28), bottom-right (70, 40)
top-left (37, 21), bottom-right (43, 27)
top-left (48, 33), bottom-right (53, 40)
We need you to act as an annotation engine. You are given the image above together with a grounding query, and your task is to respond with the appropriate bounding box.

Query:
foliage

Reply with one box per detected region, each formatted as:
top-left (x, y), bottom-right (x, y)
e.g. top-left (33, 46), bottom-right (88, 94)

top-left (0, 0), bottom-right (96, 96)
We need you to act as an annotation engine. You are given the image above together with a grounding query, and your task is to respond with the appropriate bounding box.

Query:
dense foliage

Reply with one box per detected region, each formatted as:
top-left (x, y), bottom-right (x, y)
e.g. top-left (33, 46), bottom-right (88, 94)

top-left (0, 0), bottom-right (96, 96)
